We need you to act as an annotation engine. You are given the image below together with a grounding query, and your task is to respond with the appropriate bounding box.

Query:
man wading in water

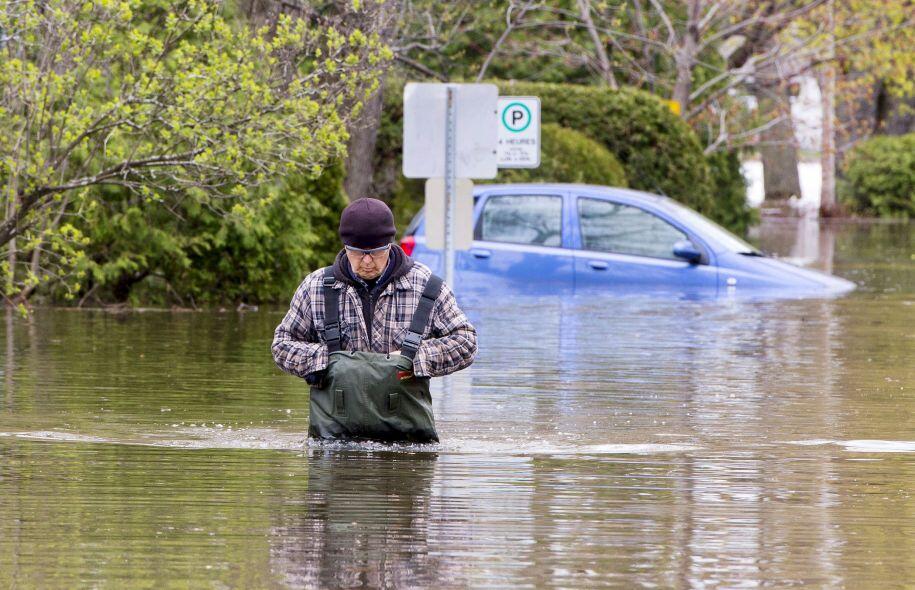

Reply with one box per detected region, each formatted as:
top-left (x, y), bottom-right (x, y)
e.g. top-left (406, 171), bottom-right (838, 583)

top-left (272, 198), bottom-right (477, 443)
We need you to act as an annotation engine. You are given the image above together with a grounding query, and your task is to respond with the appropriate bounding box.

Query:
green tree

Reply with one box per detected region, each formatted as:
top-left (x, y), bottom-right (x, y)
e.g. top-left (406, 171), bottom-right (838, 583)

top-left (73, 163), bottom-right (347, 306)
top-left (1, 0), bottom-right (391, 305)
top-left (800, 0), bottom-right (915, 211)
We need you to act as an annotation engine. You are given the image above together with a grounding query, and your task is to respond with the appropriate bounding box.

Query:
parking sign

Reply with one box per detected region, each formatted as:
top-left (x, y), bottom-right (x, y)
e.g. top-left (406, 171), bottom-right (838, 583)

top-left (497, 97), bottom-right (540, 168)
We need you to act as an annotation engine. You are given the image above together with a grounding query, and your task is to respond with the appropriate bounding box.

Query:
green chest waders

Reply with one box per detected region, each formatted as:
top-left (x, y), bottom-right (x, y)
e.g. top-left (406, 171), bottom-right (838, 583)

top-left (307, 268), bottom-right (443, 443)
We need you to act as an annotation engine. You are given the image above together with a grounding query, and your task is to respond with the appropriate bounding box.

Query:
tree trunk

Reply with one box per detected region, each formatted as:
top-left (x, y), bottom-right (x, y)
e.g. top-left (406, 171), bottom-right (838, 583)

top-left (876, 87), bottom-right (915, 136)
top-left (819, 0), bottom-right (838, 216)
top-left (752, 35), bottom-right (802, 208)
top-left (4, 176), bottom-right (18, 298)
top-left (343, 80), bottom-right (386, 201)
top-left (755, 84), bottom-right (803, 204)
top-left (5, 307), bottom-right (13, 405)
top-left (111, 270), bottom-right (150, 303)
top-left (819, 64), bottom-right (837, 215)
top-left (14, 194), bottom-right (70, 303)
top-left (834, 71), bottom-right (876, 172)
top-left (671, 0), bottom-right (702, 116)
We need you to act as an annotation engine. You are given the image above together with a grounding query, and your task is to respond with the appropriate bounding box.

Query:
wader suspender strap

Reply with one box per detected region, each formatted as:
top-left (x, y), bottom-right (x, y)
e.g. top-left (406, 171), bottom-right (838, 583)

top-left (400, 275), bottom-right (443, 361)
top-left (322, 267), bottom-right (342, 353)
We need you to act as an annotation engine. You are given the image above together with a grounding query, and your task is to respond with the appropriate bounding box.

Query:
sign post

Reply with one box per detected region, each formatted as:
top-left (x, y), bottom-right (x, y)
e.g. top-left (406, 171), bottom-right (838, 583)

top-left (403, 87), bottom-right (541, 288)
top-left (423, 178), bottom-right (473, 251)
top-left (444, 86), bottom-right (457, 287)
top-left (403, 83), bottom-right (498, 286)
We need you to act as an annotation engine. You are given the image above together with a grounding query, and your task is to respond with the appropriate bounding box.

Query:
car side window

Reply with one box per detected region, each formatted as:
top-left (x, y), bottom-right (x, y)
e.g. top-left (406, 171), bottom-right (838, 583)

top-left (476, 194), bottom-right (563, 247)
top-left (578, 198), bottom-right (686, 260)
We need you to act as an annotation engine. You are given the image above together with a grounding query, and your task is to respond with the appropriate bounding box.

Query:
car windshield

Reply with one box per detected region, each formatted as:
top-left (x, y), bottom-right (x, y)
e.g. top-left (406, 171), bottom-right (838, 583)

top-left (663, 198), bottom-right (761, 254)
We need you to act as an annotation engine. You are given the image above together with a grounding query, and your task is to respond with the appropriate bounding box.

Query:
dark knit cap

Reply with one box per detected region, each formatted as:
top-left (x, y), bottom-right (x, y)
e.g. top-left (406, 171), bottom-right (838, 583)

top-left (339, 198), bottom-right (396, 249)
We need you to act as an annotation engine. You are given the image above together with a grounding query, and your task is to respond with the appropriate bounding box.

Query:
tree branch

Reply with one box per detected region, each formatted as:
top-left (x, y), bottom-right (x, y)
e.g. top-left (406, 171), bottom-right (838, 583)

top-left (395, 53), bottom-right (447, 81)
top-left (477, 1), bottom-right (541, 82)
top-left (576, 0), bottom-right (618, 89)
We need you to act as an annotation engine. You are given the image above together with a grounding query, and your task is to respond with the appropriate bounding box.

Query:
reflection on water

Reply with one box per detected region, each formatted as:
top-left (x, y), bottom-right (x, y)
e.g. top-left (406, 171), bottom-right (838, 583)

top-left (1, 220), bottom-right (913, 588)
top-left (270, 451), bottom-right (442, 589)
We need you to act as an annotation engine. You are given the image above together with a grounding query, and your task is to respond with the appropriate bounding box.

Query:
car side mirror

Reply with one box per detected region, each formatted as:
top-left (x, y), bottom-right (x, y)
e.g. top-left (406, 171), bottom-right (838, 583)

top-left (673, 240), bottom-right (702, 264)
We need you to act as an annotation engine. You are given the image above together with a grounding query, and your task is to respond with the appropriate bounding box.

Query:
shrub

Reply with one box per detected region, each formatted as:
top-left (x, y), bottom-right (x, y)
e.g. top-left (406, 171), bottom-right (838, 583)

top-left (73, 164), bottom-right (346, 306)
top-left (840, 133), bottom-right (915, 218)
top-left (496, 123), bottom-right (628, 186)
top-left (374, 80), bottom-right (753, 233)
top-left (494, 81), bottom-right (713, 213)
top-left (705, 149), bottom-right (757, 234)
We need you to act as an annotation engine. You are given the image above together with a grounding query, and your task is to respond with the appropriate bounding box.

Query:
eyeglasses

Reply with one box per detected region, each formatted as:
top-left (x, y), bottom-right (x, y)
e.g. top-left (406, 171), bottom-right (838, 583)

top-left (345, 244), bottom-right (392, 260)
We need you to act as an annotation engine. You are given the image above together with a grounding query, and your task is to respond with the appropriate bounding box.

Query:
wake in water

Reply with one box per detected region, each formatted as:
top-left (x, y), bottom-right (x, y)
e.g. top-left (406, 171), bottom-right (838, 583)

top-left (7, 430), bottom-right (914, 454)
top-left (788, 439), bottom-right (915, 453)
top-left (1, 428), bottom-right (701, 455)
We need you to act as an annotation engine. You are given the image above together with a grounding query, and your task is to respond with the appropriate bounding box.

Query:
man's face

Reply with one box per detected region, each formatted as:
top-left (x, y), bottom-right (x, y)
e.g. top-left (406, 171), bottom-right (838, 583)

top-left (345, 245), bottom-right (391, 280)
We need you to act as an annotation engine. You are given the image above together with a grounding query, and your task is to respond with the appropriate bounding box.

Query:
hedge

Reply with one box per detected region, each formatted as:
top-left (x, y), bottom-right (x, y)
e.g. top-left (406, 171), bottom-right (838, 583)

top-left (494, 81), bottom-right (714, 213)
top-left (374, 79), bottom-right (758, 233)
top-left (705, 149), bottom-right (756, 234)
top-left (496, 123), bottom-right (627, 187)
top-left (384, 123), bottom-right (629, 230)
top-left (840, 133), bottom-right (915, 218)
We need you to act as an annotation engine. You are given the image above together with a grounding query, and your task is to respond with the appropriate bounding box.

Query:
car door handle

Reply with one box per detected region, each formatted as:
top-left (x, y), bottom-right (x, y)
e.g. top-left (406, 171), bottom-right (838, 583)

top-left (587, 260), bottom-right (608, 270)
top-left (471, 249), bottom-right (492, 259)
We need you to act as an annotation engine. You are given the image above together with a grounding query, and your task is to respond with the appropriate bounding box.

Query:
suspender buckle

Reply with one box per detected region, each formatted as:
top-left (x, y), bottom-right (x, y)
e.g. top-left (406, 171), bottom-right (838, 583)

top-left (401, 331), bottom-right (422, 352)
top-left (324, 322), bottom-right (341, 343)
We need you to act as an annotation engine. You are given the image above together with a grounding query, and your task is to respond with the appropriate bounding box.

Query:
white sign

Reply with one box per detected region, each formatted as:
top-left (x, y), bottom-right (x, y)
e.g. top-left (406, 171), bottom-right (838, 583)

top-left (497, 97), bottom-right (540, 168)
top-left (403, 83), bottom-right (498, 179)
top-left (423, 178), bottom-right (474, 251)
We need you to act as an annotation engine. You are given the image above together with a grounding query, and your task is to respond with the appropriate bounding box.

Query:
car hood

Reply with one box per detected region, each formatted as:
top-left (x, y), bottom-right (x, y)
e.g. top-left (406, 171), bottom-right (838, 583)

top-left (720, 253), bottom-right (857, 295)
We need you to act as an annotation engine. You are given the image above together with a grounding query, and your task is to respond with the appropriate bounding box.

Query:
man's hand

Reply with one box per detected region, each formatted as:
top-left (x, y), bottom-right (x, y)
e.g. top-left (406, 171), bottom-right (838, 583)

top-left (305, 369), bottom-right (327, 388)
top-left (391, 351), bottom-right (413, 380)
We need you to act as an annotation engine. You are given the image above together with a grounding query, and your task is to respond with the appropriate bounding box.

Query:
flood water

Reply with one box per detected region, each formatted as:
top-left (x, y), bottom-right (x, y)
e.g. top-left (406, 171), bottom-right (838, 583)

top-left (1, 218), bottom-right (913, 589)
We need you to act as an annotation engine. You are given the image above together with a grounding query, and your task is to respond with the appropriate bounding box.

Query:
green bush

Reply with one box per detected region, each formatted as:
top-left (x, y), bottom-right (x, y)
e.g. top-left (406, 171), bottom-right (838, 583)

top-left (840, 133), bottom-right (915, 218)
top-left (495, 81), bottom-right (713, 213)
top-left (73, 164), bottom-right (346, 306)
top-left (705, 149), bottom-right (757, 234)
top-left (496, 123), bottom-right (628, 186)
top-left (375, 80), bottom-right (757, 233)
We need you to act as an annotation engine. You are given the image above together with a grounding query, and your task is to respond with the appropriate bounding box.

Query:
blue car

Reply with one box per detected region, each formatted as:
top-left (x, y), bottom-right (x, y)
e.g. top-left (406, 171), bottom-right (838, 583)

top-left (399, 184), bottom-right (855, 298)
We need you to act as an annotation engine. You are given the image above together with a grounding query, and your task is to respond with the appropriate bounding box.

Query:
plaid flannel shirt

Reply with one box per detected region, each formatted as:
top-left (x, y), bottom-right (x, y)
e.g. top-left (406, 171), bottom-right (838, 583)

top-left (272, 261), bottom-right (477, 379)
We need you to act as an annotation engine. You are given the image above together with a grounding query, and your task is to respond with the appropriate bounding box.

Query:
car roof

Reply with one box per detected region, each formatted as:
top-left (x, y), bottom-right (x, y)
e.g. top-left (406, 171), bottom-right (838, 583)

top-left (474, 183), bottom-right (679, 211)
top-left (475, 182), bottom-right (661, 198)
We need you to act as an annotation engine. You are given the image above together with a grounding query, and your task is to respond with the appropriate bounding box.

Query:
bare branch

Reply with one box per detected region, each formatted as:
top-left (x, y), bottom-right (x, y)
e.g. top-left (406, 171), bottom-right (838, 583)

top-left (576, 0), bottom-right (618, 89)
top-left (395, 53), bottom-right (448, 81)
top-left (476, 1), bottom-right (538, 82)
top-left (647, 0), bottom-right (677, 46)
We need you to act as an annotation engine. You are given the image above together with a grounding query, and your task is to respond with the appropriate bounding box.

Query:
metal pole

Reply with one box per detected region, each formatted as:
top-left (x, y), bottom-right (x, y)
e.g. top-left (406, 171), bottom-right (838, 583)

top-left (444, 85), bottom-right (457, 287)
